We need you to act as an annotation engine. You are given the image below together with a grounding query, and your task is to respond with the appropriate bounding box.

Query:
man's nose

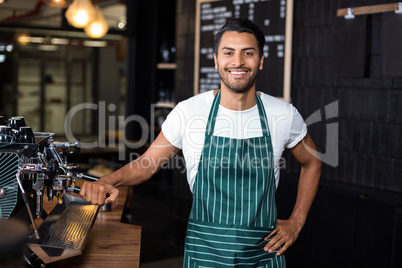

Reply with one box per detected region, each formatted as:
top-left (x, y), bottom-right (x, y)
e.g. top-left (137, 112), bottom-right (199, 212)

top-left (232, 53), bottom-right (245, 66)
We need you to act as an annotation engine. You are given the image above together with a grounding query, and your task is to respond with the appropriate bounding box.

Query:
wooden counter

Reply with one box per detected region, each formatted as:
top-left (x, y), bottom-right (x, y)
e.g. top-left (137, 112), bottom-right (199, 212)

top-left (36, 184), bottom-right (141, 268)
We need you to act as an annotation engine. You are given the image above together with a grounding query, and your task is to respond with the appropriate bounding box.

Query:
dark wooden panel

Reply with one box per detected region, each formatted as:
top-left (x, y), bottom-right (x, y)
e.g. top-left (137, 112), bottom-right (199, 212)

top-left (333, 15), bottom-right (368, 77)
top-left (392, 208), bottom-right (402, 268)
top-left (353, 196), bottom-right (394, 267)
top-left (382, 12), bottom-right (402, 77)
top-left (309, 185), bottom-right (359, 268)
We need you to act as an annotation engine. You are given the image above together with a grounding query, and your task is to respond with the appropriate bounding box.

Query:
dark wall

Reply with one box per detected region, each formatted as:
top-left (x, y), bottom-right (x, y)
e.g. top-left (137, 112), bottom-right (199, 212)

top-left (175, 0), bottom-right (197, 102)
top-left (175, 0), bottom-right (402, 193)
top-left (290, 0), bottom-right (402, 193)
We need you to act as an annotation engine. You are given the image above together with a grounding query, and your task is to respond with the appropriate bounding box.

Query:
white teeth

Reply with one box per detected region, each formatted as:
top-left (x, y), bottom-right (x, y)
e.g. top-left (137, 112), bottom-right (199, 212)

top-left (231, 71), bottom-right (246, 75)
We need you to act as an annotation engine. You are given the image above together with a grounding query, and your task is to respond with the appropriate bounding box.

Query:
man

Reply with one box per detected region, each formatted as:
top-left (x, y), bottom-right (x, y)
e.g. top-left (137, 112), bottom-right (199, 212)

top-left (80, 18), bottom-right (321, 267)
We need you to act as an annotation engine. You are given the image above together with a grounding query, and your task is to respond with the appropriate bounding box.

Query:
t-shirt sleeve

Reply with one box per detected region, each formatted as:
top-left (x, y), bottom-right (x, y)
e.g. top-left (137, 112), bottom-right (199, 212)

top-left (161, 103), bottom-right (185, 149)
top-left (286, 104), bottom-right (307, 149)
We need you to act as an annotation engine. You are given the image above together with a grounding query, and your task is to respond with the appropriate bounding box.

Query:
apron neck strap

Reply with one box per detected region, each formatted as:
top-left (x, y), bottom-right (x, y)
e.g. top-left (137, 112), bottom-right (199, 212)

top-left (256, 93), bottom-right (270, 137)
top-left (206, 90), bottom-right (221, 135)
top-left (206, 91), bottom-right (270, 137)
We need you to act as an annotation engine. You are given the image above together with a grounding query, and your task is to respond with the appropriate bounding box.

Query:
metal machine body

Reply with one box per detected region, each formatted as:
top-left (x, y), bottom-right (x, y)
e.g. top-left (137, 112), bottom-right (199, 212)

top-left (1, 131), bottom-right (82, 219)
top-left (0, 116), bottom-right (99, 265)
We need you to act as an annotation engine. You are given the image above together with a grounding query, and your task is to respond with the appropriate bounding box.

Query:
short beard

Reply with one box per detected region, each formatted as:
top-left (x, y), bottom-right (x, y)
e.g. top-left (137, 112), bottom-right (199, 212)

top-left (218, 67), bottom-right (258, 94)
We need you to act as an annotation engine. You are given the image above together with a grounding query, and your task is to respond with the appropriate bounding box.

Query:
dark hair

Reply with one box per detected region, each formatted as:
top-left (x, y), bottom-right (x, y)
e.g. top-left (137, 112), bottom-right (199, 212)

top-left (214, 18), bottom-right (265, 58)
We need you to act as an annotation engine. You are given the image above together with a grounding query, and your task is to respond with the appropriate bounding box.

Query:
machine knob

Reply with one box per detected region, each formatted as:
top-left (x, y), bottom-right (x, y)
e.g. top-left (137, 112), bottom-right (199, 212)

top-left (46, 159), bottom-right (59, 179)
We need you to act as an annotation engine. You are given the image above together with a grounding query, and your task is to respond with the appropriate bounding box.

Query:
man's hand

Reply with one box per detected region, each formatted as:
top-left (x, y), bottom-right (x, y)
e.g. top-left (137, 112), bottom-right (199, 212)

top-left (80, 180), bottom-right (119, 205)
top-left (263, 218), bottom-right (303, 256)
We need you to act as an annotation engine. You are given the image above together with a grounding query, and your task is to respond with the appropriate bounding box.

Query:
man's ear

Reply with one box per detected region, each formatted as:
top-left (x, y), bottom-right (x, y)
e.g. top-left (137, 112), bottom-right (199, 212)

top-left (214, 53), bottom-right (218, 69)
top-left (259, 55), bottom-right (264, 70)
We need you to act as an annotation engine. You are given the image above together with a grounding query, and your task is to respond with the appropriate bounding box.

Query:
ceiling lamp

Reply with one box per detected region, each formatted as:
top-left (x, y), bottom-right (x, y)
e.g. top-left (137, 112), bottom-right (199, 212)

top-left (44, 0), bottom-right (69, 8)
top-left (84, 5), bottom-right (109, 38)
top-left (65, 0), bottom-right (96, 28)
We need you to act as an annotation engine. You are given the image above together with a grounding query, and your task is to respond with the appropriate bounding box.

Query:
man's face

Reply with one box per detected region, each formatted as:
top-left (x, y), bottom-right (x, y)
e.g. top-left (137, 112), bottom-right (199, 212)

top-left (214, 31), bottom-right (264, 93)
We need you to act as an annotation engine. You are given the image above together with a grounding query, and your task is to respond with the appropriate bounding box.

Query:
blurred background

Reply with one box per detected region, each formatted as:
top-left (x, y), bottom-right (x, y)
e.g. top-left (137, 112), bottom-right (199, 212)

top-left (1, 0), bottom-right (402, 267)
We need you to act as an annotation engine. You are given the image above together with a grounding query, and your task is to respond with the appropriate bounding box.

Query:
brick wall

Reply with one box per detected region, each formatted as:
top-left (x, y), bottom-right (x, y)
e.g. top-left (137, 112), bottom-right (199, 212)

top-left (175, 0), bottom-right (402, 193)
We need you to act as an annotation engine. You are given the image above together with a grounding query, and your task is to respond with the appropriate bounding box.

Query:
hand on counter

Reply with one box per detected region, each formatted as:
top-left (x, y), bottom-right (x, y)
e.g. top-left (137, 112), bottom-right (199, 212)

top-left (79, 180), bottom-right (119, 205)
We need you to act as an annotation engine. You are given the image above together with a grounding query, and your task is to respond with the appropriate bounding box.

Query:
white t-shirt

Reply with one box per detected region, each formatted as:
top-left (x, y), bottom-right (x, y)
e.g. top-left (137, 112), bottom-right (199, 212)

top-left (162, 90), bottom-right (307, 192)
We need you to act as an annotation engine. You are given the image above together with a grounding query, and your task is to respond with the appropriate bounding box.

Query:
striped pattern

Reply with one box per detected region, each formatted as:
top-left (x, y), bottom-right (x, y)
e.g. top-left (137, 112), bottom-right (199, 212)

top-left (0, 153), bottom-right (19, 219)
top-left (184, 92), bottom-right (285, 267)
top-left (184, 220), bottom-right (285, 267)
top-left (191, 135), bottom-right (276, 228)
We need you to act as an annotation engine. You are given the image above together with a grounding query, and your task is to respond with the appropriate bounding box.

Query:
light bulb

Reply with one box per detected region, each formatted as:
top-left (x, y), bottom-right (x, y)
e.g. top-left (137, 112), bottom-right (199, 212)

top-left (44, 0), bottom-right (68, 8)
top-left (84, 5), bottom-right (109, 38)
top-left (73, 9), bottom-right (90, 27)
top-left (65, 0), bottom-right (96, 28)
top-left (88, 23), bottom-right (103, 36)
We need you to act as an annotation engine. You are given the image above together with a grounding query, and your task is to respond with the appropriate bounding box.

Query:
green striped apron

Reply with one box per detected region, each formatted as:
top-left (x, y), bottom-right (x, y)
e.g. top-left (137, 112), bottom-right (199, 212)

top-left (183, 91), bottom-right (286, 267)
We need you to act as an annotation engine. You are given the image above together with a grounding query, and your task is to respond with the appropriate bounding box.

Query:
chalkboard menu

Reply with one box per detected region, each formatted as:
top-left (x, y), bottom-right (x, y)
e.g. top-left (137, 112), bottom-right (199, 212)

top-left (194, 0), bottom-right (293, 102)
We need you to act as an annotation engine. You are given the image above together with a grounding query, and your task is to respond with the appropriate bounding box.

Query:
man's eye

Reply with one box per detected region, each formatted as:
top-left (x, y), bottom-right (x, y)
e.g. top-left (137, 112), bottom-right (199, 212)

top-left (244, 52), bottom-right (253, 56)
top-left (224, 52), bottom-right (233, 55)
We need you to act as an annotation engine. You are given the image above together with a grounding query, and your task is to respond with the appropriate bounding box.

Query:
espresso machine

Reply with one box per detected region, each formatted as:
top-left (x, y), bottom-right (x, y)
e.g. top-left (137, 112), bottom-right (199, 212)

top-left (0, 116), bottom-right (100, 266)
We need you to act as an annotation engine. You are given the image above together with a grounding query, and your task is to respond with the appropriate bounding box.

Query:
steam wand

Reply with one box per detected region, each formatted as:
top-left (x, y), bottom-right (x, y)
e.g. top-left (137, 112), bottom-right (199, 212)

top-left (16, 172), bottom-right (40, 239)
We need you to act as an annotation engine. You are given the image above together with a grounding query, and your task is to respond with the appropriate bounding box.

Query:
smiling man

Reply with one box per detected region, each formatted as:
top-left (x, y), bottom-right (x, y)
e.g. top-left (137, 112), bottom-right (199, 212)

top-left (214, 28), bottom-right (264, 95)
top-left (80, 18), bottom-right (321, 267)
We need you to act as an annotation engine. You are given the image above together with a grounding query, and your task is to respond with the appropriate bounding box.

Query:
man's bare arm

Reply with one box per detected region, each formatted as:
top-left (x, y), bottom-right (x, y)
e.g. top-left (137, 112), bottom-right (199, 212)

top-left (264, 134), bottom-right (322, 255)
top-left (80, 132), bottom-right (180, 205)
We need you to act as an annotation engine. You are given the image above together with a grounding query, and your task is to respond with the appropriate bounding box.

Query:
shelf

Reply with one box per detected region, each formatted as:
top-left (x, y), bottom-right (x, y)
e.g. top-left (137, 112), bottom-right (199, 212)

top-left (155, 101), bottom-right (176, 108)
top-left (18, 81), bottom-right (83, 86)
top-left (156, 63), bottom-right (177, 70)
top-left (337, 3), bottom-right (401, 17)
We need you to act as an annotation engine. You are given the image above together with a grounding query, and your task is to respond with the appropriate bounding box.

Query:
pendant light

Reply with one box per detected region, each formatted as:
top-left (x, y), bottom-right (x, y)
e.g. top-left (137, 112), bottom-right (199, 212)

top-left (65, 0), bottom-right (96, 28)
top-left (84, 5), bottom-right (109, 38)
top-left (44, 0), bottom-right (69, 8)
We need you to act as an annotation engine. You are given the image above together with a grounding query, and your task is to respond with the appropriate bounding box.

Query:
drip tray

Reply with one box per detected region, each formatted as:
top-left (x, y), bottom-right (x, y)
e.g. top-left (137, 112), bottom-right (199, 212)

top-left (26, 195), bottom-right (99, 264)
